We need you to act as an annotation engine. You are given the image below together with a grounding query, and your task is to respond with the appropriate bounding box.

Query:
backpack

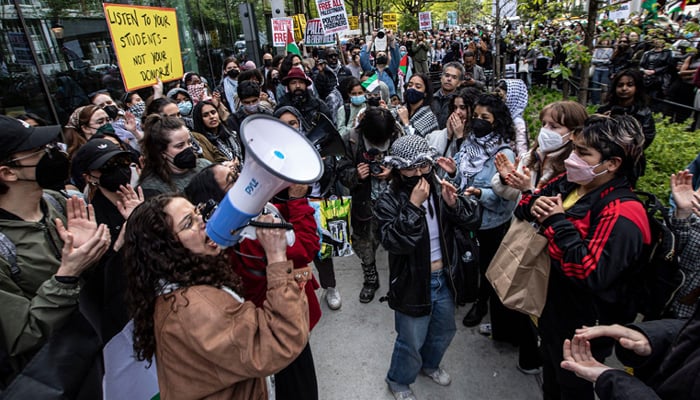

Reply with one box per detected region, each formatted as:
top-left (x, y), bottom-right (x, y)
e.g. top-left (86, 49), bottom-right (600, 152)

top-left (593, 189), bottom-right (684, 321)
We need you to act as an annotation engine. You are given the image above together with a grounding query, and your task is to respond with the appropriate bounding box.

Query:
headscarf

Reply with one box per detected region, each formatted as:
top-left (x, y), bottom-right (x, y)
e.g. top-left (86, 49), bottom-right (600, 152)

top-left (384, 134), bottom-right (437, 170)
top-left (501, 79), bottom-right (528, 120)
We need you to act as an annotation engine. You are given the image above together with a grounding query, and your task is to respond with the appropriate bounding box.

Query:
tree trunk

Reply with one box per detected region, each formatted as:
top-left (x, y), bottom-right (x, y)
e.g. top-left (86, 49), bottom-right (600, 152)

top-left (578, 0), bottom-right (599, 105)
top-left (562, 79), bottom-right (570, 99)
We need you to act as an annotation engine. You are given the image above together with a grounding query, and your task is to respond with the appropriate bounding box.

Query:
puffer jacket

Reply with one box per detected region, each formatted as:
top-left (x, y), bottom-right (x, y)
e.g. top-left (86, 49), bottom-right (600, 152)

top-left (375, 176), bottom-right (481, 316)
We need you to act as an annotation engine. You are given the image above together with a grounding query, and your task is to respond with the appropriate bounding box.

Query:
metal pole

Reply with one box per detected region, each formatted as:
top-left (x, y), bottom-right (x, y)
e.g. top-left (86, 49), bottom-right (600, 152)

top-left (196, 0), bottom-right (216, 84)
top-left (13, 0), bottom-right (61, 126)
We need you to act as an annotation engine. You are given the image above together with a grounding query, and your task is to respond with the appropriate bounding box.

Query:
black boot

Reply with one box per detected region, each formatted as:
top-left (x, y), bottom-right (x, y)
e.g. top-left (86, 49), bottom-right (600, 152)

top-left (462, 300), bottom-right (488, 327)
top-left (359, 263), bottom-right (379, 303)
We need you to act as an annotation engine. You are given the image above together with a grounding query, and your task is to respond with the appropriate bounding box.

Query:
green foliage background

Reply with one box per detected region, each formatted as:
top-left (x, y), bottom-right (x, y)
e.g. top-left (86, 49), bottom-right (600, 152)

top-left (523, 87), bottom-right (700, 205)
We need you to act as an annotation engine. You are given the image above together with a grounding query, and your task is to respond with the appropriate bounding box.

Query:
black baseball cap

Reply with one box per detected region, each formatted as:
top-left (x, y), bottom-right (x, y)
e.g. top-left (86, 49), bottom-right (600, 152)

top-left (0, 115), bottom-right (61, 162)
top-left (71, 139), bottom-right (130, 180)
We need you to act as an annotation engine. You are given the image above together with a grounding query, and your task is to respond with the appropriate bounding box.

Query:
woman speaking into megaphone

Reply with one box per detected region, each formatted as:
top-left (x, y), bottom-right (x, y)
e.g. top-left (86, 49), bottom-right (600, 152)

top-left (185, 162), bottom-right (324, 400)
top-left (122, 193), bottom-right (312, 399)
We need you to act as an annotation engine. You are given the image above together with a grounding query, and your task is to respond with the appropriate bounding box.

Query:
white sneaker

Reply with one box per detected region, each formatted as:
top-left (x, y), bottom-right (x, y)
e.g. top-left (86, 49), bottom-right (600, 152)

top-left (390, 389), bottom-right (417, 400)
top-left (325, 287), bottom-right (342, 310)
top-left (423, 367), bottom-right (451, 386)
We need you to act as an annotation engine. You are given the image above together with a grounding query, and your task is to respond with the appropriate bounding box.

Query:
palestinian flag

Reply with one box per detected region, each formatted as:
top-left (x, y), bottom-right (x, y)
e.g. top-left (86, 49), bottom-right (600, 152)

top-left (286, 27), bottom-right (301, 57)
top-left (362, 73), bottom-right (379, 92)
top-left (668, 0), bottom-right (686, 13)
top-left (399, 54), bottom-right (409, 77)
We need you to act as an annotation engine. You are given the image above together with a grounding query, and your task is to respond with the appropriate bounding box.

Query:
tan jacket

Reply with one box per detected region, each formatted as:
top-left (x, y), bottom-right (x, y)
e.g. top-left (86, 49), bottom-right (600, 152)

top-left (154, 261), bottom-right (311, 400)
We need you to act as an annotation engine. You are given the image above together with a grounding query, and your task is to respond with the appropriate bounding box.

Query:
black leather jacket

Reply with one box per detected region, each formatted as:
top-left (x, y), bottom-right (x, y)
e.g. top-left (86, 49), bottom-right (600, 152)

top-left (375, 177), bottom-right (481, 316)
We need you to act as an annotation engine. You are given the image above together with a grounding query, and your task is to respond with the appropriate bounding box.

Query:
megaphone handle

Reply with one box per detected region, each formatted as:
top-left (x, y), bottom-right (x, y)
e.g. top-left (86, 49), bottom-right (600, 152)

top-left (248, 221), bottom-right (294, 230)
top-left (237, 222), bottom-right (296, 246)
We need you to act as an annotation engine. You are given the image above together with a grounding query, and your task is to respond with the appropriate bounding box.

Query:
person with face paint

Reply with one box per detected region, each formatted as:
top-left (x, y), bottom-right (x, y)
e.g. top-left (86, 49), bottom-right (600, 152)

top-left (514, 114), bottom-right (650, 400)
top-left (138, 115), bottom-right (211, 199)
top-left (0, 116), bottom-right (111, 391)
top-left (375, 134), bottom-right (481, 400)
top-left (441, 94), bottom-right (518, 332)
top-left (396, 74), bottom-right (439, 138)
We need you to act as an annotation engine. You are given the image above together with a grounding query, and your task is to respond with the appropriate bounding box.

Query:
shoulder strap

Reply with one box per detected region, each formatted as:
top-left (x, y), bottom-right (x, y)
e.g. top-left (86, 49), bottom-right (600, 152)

top-left (0, 232), bottom-right (19, 281)
top-left (343, 104), bottom-right (351, 127)
top-left (42, 191), bottom-right (65, 215)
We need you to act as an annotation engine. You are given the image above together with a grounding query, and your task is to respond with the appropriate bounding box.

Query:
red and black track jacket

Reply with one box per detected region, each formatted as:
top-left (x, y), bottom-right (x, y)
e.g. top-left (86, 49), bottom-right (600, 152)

top-left (514, 174), bottom-right (651, 349)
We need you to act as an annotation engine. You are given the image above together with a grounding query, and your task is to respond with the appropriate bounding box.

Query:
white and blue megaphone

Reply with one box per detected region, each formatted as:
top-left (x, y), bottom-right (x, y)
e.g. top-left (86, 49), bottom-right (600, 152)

top-left (206, 114), bottom-right (324, 247)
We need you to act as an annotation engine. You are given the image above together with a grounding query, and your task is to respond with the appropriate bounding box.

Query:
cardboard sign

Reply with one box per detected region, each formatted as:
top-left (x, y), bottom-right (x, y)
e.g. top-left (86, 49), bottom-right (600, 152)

top-left (304, 19), bottom-right (336, 46)
top-left (103, 3), bottom-right (183, 91)
top-left (447, 11), bottom-right (458, 27)
top-left (272, 17), bottom-right (294, 47)
top-left (315, 0), bottom-right (349, 34)
top-left (419, 11), bottom-right (432, 31)
top-left (383, 13), bottom-right (397, 31)
top-left (348, 15), bottom-right (359, 30)
top-left (293, 14), bottom-right (307, 43)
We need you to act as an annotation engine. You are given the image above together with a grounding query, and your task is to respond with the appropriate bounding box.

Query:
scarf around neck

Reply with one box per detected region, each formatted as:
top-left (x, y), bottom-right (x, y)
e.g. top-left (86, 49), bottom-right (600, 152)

top-left (459, 132), bottom-right (503, 179)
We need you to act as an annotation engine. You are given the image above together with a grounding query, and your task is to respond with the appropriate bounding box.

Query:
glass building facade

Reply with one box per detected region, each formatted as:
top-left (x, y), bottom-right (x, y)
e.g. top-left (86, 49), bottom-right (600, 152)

top-left (0, 0), bottom-right (270, 126)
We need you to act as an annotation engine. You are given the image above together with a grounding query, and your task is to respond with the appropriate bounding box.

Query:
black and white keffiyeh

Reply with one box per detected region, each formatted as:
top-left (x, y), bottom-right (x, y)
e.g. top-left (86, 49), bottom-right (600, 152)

top-left (458, 132), bottom-right (503, 179)
top-left (384, 134), bottom-right (437, 169)
top-left (409, 105), bottom-right (440, 137)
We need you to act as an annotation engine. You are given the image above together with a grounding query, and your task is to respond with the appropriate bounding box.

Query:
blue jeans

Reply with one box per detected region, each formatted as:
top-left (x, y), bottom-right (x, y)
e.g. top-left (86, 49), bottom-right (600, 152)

top-left (591, 68), bottom-right (610, 105)
top-left (386, 270), bottom-right (457, 392)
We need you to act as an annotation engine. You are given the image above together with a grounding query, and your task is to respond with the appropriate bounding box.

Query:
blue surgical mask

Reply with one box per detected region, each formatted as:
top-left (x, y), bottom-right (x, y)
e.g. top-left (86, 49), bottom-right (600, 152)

top-left (178, 100), bottom-right (193, 116)
top-left (400, 51), bottom-right (407, 58)
top-left (350, 95), bottom-right (366, 105)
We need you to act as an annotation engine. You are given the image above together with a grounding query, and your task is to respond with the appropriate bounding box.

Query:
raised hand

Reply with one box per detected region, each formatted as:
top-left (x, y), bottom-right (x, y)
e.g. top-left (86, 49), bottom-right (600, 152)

top-left (505, 166), bottom-right (533, 192)
top-left (56, 223), bottom-right (111, 277)
top-left (436, 156), bottom-right (456, 175)
top-left (670, 170), bottom-right (698, 218)
top-left (116, 184), bottom-right (144, 220)
top-left (56, 196), bottom-right (97, 249)
top-left (440, 179), bottom-right (458, 208)
top-left (256, 214), bottom-right (288, 264)
top-left (410, 178), bottom-right (430, 207)
top-left (495, 152), bottom-right (517, 179)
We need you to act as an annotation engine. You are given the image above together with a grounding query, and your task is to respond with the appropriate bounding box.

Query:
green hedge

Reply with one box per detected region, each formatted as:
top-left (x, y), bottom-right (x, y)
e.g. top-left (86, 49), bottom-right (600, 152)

top-left (522, 87), bottom-right (700, 204)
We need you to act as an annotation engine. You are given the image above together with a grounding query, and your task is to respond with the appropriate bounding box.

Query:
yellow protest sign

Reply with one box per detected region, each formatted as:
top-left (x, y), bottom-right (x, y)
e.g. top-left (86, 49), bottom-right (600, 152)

top-left (103, 3), bottom-right (184, 91)
top-left (383, 13), bottom-right (397, 31)
top-left (293, 14), bottom-right (307, 43)
top-left (348, 15), bottom-right (359, 30)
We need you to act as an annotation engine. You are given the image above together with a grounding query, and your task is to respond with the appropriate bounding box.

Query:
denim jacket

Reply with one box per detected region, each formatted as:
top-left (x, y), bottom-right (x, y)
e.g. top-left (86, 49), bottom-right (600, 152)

top-left (453, 146), bottom-right (517, 230)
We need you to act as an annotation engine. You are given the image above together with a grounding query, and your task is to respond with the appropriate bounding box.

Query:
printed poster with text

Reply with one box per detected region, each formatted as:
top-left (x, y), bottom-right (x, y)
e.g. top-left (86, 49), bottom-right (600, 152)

top-left (103, 3), bottom-right (183, 91)
top-left (305, 19), bottom-right (336, 46)
top-left (315, 0), bottom-right (349, 35)
top-left (272, 17), bottom-right (294, 47)
top-left (382, 13), bottom-right (397, 31)
top-left (418, 11), bottom-right (432, 31)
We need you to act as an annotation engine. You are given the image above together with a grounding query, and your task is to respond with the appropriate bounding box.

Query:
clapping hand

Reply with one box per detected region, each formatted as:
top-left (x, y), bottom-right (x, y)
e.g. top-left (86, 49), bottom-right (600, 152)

top-left (670, 170), bottom-right (700, 219)
top-left (116, 184), bottom-right (144, 220)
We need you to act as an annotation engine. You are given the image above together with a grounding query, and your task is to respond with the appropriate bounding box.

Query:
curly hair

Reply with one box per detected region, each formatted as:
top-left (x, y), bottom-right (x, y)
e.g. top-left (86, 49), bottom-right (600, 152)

top-left (123, 194), bottom-right (241, 363)
top-left (139, 114), bottom-right (186, 189)
top-left (474, 94), bottom-right (516, 143)
top-left (527, 101), bottom-right (588, 172)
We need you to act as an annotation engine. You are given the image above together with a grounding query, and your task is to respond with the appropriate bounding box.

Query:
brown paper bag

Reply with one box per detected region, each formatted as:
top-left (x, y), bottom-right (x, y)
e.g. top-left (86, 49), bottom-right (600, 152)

top-left (486, 218), bottom-right (551, 317)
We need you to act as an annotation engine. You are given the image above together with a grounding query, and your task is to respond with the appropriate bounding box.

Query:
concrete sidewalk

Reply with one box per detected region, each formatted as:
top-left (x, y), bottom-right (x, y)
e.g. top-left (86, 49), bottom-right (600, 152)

top-left (310, 247), bottom-right (543, 400)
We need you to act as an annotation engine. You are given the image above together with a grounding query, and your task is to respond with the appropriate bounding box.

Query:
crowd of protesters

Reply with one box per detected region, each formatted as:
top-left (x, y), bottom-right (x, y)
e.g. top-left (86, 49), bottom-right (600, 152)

top-left (3, 10), bottom-right (700, 400)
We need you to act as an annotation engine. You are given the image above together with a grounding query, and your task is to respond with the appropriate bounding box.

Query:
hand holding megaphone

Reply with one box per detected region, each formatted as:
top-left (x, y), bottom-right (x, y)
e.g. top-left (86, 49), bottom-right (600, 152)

top-left (233, 203), bottom-right (296, 246)
top-left (254, 214), bottom-right (289, 263)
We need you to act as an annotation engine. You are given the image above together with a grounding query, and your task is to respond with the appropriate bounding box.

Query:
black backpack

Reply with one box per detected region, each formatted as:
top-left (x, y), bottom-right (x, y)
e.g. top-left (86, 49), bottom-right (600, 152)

top-left (593, 189), bottom-right (684, 321)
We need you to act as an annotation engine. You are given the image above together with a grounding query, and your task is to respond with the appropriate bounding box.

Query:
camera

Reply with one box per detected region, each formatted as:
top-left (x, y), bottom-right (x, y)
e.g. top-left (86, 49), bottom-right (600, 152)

top-left (369, 161), bottom-right (383, 175)
top-left (362, 148), bottom-right (385, 175)
top-left (374, 29), bottom-right (388, 52)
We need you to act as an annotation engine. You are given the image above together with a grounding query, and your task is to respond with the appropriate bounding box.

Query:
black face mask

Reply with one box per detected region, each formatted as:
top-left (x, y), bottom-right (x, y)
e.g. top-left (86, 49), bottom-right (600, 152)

top-left (98, 164), bottom-right (131, 192)
top-left (169, 147), bottom-right (197, 169)
top-left (272, 78), bottom-right (280, 85)
top-left (264, 59), bottom-right (272, 67)
top-left (227, 69), bottom-right (239, 79)
top-left (471, 118), bottom-right (493, 138)
top-left (400, 170), bottom-right (433, 192)
top-left (16, 147), bottom-right (70, 191)
top-left (103, 105), bottom-right (120, 120)
top-left (376, 56), bottom-right (388, 65)
top-left (367, 97), bottom-right (381, 107)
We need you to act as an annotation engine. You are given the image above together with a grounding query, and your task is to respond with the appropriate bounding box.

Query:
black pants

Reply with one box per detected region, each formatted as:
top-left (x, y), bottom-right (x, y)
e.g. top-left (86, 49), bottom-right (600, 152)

top-left (274, 342), bottom-right (318, 400)
top-left (478, 221), bottom-right (541, 369)
top-left (314, 255), bottom-right (336, 289)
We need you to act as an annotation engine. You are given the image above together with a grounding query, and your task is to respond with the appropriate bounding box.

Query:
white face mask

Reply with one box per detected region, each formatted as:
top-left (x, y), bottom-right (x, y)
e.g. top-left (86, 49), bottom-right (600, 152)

top-left (537, 127), bottom-right (570, 153)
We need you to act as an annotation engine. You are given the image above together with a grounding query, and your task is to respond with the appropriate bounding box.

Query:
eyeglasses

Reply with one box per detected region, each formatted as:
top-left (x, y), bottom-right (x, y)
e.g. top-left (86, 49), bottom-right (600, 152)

top-left (201, 109), bottom-right (218, 117)
top-left (175, 202), bottom-right (208, 235)
top-left (4, 143), bottom-right (65, 166)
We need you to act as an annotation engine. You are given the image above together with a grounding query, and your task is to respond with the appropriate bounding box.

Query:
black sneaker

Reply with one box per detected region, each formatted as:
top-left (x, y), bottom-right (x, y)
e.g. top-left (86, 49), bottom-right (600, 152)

top-left (462, 301), bottom-right (487, 327)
